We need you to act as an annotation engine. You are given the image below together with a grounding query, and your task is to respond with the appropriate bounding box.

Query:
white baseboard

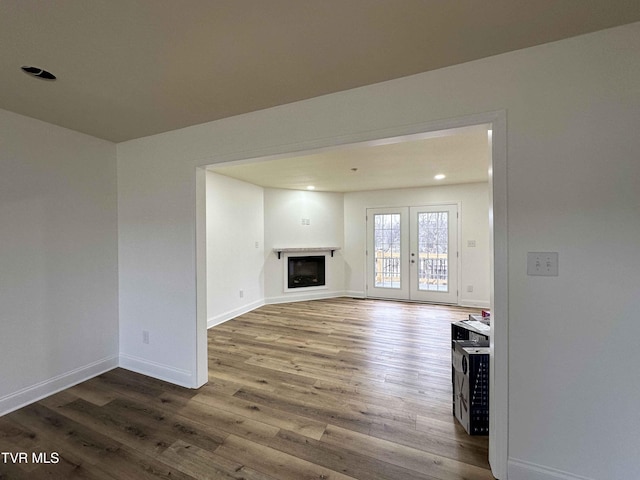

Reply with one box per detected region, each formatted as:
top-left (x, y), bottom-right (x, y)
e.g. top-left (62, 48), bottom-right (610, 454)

top-left (211, 294), bottom-right (365, 325)
top-left (459, 298), bottom-right (491, 308)
top-left (345, 290), bottom-right (365, 298)
top-left (0, 355), bottom-right (119, 417)
top-left (266, 289), bottom-right (348, 305)
top-left (208, 299), bottom-right (265, 329)
top-left (119, 353), bottom-right (194, 389)
top-left (508, 458), bottom-right (594, 480)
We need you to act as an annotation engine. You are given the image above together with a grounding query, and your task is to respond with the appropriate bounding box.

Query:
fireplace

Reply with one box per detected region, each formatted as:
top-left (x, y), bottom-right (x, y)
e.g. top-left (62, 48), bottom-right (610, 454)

top-left (288, 256), bottom-right (326, 288)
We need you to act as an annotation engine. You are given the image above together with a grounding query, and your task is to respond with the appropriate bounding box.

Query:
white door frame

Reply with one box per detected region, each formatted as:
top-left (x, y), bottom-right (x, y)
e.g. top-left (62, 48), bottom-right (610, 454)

top-left (366, 207), bottom-right (411, 300)
top-left (195, 110), bottom-right (508, 479)
top-left (408, 204), bottom-right (459, 304)
top-left (365, 204), bottom-right (460, 304)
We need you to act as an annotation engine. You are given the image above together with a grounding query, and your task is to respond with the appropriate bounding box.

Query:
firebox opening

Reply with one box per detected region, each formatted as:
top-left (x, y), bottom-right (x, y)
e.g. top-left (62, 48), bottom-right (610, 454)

top-left (288, 256), bottom-right (326, 288)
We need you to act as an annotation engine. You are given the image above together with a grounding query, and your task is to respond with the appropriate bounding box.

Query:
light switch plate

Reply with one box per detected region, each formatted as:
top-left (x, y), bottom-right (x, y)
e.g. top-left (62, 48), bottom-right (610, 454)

top-left (527, 252), bottom-right (559, 276)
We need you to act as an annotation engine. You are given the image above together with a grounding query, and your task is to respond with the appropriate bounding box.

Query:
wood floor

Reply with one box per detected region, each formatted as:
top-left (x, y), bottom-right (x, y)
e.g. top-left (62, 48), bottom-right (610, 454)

top-left (0, 298), bottom-right (495, 480)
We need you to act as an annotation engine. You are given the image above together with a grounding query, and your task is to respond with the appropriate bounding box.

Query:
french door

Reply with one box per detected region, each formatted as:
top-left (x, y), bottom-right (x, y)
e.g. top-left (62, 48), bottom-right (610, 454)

top-left (366, 205), bottom-right (458, 303)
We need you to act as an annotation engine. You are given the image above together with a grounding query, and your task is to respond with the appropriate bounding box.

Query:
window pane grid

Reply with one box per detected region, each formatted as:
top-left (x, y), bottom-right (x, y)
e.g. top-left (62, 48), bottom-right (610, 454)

top-left (417, 212), bottom-right (449, 292)
top-left (374, 213), bottom-right (401, 288)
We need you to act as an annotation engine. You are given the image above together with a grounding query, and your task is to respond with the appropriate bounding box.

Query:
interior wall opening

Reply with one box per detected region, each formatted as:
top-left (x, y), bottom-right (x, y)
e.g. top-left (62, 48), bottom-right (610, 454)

top-left (195, 112), bottom-right (507, 478)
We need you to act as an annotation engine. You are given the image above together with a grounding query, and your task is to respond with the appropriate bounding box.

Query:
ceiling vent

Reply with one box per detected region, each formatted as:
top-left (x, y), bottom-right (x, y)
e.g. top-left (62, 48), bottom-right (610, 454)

top-left (21, 66), bottom-right (56, 80)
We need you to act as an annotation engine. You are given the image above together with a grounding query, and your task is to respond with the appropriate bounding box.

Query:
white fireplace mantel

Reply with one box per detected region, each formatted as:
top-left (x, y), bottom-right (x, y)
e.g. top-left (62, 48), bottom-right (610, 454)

top-left (273, 247), bottom-right (341, 259)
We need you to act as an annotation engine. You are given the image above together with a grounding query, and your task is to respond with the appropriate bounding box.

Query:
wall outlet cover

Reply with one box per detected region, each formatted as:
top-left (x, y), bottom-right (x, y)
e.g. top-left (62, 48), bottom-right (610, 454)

top-left (527, 252), bottom-right (559, 276)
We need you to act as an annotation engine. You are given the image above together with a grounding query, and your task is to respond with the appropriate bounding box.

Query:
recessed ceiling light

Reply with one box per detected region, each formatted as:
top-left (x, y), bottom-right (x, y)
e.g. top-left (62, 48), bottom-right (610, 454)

top-left (306, 186), bottom-right (315, 190)
top-left (434, 174), bottom-right (446, 180)
top-left (21, 66), bottom-right (56, 80)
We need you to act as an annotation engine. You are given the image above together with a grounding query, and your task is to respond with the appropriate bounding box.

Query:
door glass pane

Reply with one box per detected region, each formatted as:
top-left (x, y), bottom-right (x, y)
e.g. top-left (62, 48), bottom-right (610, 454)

top-left (417, 211), bottom-right (449, 291)
top-left (374, 213), bottom-right (401, 288)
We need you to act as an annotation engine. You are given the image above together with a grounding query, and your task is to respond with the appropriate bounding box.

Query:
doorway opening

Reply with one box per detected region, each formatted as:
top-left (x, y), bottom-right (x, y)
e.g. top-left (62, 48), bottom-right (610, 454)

top-left (196, 111), bottom-right (507, 478)
top-left (366, 204), bottom-right (459, 304)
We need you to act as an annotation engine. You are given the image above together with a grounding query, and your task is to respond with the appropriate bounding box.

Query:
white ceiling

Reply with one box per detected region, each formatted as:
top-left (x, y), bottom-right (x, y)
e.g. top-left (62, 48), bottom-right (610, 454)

top-left (2, 1), bottom-right (639, 143)
top-left (208, 125), bottom-right (491, 192)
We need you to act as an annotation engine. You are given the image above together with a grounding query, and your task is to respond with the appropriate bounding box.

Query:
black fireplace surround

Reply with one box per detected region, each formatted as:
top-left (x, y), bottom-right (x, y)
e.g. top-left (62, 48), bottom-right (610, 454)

top-left (288, 256), bottom-right (326, 288)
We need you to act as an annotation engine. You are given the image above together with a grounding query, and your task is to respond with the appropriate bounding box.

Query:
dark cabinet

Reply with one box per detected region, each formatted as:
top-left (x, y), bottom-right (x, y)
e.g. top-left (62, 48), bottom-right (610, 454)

top-left (451, 316), bottom-right (490, 435)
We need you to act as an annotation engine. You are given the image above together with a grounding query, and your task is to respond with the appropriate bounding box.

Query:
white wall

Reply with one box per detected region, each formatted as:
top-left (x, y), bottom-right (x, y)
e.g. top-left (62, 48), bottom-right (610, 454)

top-left (116, 23), bottom-right (640, 479)
top-left (0, 109), bottom-right (118, 415)
top-left (206, 172), bottom-right (264, 327)
top-left (208, 182), bottom-right (487, 307)
top-left (344, 183), bottom-right (490, 306)
top-left (264, 188), bottom-right (345, 303)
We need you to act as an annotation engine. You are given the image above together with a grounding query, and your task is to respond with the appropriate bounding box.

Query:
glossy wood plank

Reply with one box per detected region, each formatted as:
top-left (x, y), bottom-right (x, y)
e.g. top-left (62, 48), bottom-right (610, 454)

top-left (214, 434), bottom-right (357, 480)
top-left (160, 439), bottom-right (277, 480)
top-left (0, 298), bottom-right (494, 480)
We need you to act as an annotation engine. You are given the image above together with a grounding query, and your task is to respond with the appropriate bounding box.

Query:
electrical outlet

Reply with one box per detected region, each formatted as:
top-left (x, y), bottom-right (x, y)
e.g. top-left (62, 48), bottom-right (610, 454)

top-left (527, 252), bottom-right (559, 276)
top-left (467, 240), bottom-right (477, 247)
top-left (142, 330), bottom-right (150, 344)
top-left (239, 289), bottom-right (244, 298)
top-left (467, 285), bottom-right (474, 293)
